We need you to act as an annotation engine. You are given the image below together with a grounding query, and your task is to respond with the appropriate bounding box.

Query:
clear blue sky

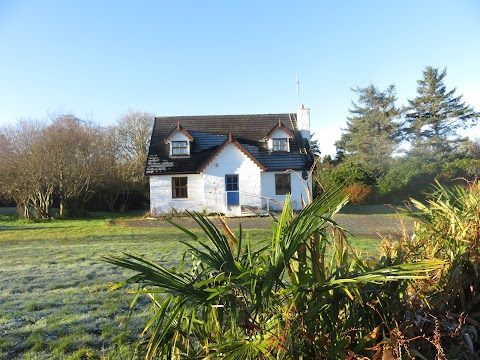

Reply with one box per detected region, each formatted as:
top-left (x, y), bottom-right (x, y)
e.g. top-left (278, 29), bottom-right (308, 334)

top-left (1, 0), bottom-right (479, 155)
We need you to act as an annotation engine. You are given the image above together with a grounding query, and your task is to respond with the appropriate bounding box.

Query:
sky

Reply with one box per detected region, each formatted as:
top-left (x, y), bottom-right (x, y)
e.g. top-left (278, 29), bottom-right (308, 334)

top-left (1, 1), bottom-right (479, 156)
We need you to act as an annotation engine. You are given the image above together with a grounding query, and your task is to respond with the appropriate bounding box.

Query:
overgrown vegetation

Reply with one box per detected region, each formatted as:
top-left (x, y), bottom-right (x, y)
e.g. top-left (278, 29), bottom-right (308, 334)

top-left (318, 66), bottom-right (480, 204)
top-left (107, 182), bottom-right (480, 359)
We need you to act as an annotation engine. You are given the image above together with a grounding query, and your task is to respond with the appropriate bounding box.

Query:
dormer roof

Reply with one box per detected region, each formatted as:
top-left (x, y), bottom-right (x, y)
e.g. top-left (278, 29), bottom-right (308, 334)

top-left (164, 122), bottom-right (194, 143)
top-left (263, 119), bottom-right (295, 140)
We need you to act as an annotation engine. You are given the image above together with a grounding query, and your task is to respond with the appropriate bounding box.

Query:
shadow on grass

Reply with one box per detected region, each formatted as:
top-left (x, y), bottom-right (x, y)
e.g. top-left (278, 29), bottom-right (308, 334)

top-left (0, 226), bottom-right (71, 231)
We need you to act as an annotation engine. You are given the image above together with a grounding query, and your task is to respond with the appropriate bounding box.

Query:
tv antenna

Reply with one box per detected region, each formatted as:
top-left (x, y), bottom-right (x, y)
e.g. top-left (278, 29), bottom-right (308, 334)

top-left (296, 74), bottom-right (300, 106)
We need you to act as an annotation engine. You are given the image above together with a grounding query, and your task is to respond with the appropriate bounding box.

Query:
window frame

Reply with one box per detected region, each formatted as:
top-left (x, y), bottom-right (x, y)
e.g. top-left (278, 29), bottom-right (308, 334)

top-left (225, 174), bottom-right (239, 191)
top-left (171, 176), bottom-right (188, 198)
top-left (275, 173), bottom-right (291, 195)
top-left (272, 138), bottom-right (288, 152)
top-left (171, 141), bottom-right (189, 157)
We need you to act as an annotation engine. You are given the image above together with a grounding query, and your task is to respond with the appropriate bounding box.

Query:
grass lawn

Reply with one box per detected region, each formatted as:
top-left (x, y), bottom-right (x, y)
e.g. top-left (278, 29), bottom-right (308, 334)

top-left (0, 207), bottom-right (388, 359)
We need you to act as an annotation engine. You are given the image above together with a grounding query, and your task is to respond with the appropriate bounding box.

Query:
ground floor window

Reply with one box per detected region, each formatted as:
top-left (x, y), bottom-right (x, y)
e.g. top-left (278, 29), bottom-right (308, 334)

top-left (172, 177), bottom-right (188, 198)
top-left (225, 175), bottom-right (239, 205)
top-left (275, 173), bottom-right (291, 195)
top-left (225, 174), bottom-right (239, 191)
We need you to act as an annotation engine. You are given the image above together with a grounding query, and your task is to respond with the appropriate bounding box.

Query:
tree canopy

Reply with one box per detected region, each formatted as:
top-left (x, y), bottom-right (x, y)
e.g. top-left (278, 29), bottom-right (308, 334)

top-left (335, 84), bottom-right (401, 177)
top-left (404, 66), bottom-right (479, 158)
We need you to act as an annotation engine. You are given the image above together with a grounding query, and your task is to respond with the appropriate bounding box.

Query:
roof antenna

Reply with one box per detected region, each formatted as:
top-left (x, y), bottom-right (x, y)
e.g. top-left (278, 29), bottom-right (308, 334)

top-left (296, 74), bottom-right (300, 107)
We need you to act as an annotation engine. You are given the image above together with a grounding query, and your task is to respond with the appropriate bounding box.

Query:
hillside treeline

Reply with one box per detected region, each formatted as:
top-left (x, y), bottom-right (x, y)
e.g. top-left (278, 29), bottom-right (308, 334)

top-left (315, 66), bottom-right (480, 203)
top-left (0, 110), bottom-right (153, 219)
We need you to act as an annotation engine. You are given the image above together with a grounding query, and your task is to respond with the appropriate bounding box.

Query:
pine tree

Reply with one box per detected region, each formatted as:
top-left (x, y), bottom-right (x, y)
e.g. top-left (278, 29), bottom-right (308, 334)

top-left (405, 66), bottom-right (479, 158)
top-left (335, 84), bottom-right (401, 176)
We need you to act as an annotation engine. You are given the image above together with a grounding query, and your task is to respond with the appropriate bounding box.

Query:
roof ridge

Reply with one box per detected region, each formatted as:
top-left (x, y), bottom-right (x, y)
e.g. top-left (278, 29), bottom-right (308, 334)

top-left (155, 113), bottom-right (294, 119)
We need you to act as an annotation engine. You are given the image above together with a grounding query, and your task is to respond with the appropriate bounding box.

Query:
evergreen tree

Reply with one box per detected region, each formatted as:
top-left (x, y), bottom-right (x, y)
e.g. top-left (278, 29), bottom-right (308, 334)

top-left (335, 84), bottom-right (401, 177)
top-left (404, 66), bottom-right (479, 158)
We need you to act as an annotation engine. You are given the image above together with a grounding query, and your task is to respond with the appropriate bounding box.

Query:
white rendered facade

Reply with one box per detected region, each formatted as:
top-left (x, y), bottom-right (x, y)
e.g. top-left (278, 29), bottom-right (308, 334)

top-left (149, 143), bottom-right (311, 216)
top-left (147, 107), bottom-right (313, 217)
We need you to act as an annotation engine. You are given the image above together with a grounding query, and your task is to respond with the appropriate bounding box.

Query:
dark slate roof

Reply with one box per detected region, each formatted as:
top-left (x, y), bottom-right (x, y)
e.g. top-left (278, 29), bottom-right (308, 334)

top-left (145, 113), bottom-right (314, 175)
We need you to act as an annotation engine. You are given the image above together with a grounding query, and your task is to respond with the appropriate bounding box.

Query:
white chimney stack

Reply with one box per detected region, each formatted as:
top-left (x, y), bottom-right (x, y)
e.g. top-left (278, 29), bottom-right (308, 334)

top-left (297, 104), bottom-right (311, 143)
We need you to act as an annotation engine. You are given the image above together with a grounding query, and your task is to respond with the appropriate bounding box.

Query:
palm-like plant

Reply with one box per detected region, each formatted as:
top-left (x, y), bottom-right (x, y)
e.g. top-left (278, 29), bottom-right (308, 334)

top-left (410, 180), bottom-right (480, 315)
top-left (105, 188), bottom-right (442, 359)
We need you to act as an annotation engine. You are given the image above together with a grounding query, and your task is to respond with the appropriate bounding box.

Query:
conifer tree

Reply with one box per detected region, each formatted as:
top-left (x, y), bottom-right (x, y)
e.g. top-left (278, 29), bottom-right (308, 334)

top-left (335, 84), bottom-right (401, 177)
top-left (404, 66), bottom-right (479, 158)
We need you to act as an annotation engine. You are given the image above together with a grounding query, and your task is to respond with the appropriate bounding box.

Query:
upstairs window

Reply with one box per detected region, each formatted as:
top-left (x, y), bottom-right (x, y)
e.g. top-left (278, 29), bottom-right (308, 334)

top-left (171, 141), bottom-right (188, 156)
top-left (172, 177), bottom-right (188, 198)
top-left (275, 174), bottom-right (291, 195)
top-left (273, 138), bottom-right (288, 152)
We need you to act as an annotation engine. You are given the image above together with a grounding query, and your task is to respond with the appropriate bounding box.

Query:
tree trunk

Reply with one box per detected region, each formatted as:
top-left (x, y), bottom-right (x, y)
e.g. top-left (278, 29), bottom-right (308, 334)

top-left (59, 200), bottom-right (65, 218)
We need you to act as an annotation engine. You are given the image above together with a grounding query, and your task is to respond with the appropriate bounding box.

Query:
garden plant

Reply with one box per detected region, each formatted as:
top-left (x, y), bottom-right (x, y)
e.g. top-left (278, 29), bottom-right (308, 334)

top-left (106, 188), bottom-right (450, 359)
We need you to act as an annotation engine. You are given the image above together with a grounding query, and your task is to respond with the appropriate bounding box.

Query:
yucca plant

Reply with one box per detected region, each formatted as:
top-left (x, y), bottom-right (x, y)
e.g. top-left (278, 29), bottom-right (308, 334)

top-left (105, 188), bottom-right (442, 359)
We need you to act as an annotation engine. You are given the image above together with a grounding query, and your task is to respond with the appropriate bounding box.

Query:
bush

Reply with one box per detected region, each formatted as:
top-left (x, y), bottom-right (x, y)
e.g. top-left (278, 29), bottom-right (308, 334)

top-left (106, 189), bottom-right (442, 359)
top-left (345, 183), bottom-right (372, 205)
top-left (376, 156), bottom-right (439, 203)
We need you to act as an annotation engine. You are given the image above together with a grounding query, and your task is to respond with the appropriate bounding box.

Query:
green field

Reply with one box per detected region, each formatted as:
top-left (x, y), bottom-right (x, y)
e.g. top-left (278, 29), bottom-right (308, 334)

top-left (0, 208), bottom-right (387, 359)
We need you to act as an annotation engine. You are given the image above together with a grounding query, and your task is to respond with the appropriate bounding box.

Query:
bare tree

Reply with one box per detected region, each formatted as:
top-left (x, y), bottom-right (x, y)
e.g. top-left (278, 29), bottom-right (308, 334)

top-left (0, 111), bottom-right (154, 218)
top-left (109, 110), bottom-right (154, 211)
top-left (0, 116), bottom-right (115, 218)
top-left (116, 110), bottom-right (154, 161)
top-left (43, 115), bottom-right (113, 217)
top-left (0, 119), bottom-right (53, 219)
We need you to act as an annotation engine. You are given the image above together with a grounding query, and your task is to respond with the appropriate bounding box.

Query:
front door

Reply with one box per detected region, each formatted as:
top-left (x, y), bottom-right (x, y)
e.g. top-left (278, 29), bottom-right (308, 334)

top-left (225, 175), bottom-right (239, 205)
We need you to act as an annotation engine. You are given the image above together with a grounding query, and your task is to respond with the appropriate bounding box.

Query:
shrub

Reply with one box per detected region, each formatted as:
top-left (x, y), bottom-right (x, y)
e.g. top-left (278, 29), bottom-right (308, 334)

top-left (345, 183), bottom-right (372, 204)
top-left (410, 180), bottom-right (480, 314)
top-left (106, 189), bottom-right (441, 359)
top-left (376, 179), bottom-right (480, 357)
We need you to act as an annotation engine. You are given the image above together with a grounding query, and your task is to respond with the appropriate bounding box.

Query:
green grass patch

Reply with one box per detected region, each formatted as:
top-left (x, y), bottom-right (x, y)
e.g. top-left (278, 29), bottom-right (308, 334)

top-left (0, 213), bottom-right (272, 359)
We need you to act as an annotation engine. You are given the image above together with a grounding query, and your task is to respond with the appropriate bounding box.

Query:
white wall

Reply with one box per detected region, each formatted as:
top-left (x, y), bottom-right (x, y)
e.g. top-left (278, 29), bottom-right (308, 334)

top-left (261, 171), bottom-right (311, 211)
top-left (169, 132), bottom-right (189, 141)
top-left (149, 174), bottom-right (204, 216)
top-left (149, 143), bottom-right (264, 217)
top-left (203, 143), bottom-right (262, 216)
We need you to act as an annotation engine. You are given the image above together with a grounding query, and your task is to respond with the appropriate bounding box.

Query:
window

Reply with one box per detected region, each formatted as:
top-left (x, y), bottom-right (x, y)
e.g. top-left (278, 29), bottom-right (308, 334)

top-left (273, 138), bottom-right (288, 151)
top-left (172, 177), bottom-right (188, 198)
top-left (171, 141), bottom-right (188, 156)
top-left (225, 175), bottom-right (239, 205)
top-left (225, 175), bottom-right (239, 191)
top-left (275, 174), bottom-right (291, 195)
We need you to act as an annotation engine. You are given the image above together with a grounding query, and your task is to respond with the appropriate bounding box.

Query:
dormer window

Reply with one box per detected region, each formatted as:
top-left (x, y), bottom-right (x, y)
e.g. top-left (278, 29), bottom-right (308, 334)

top-left (165, 122), bottom-right (194, 158)
top-left (172, 141), bottom-right (188, 156)
top-left (273, 138), bottom-right (288, 152)
top-left (264, 120), bottom-right (294, 153)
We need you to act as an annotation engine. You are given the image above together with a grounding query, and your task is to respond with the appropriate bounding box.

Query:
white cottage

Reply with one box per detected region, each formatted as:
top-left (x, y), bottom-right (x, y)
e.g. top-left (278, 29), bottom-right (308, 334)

top-left (146, 106), bottom-right (314, 217)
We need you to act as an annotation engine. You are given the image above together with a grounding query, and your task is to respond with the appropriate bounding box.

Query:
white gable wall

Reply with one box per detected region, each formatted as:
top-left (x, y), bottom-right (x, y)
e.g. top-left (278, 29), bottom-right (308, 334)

top-left (203, 143), bottom-right (262, 216)
top-left (168, 132), bottom-right (190, 142)
top-left (150, 174), bottom-right (204, 216)
top-left (261, 171), bottom-right (311, 211)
